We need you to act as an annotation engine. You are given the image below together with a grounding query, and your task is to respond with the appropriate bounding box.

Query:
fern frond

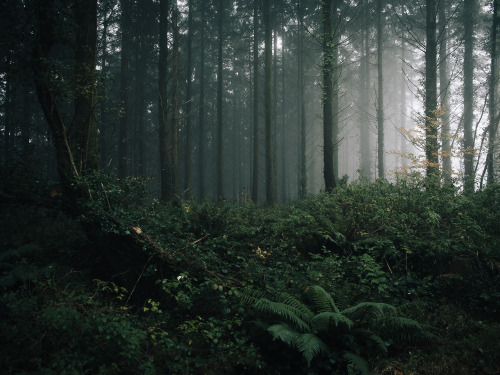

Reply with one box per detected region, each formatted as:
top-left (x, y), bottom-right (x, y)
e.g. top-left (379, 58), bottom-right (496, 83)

top-left (330, 283), bottom-right (351, 310)
top-left (376, 316), bottom-right (435, 344)
top-left (241, 288), bottom-right (268, 305)
top-left (342, 302), bottom-right (395, 322)
top-left (350, 328), bottom-right (388, 356)
top-left (304, 285), bottom-right (340, 313)
top-left (267, 323), bottom-right (301, 346)
top-left (268, 324), bottom-right (330, 367)
top-left (343, 351), bottom-right (371, 375)
top-left (311, 311), bottom-right (353, 332)
top-left (295, 332), bottom-right (330, 367)
top-left (255, 298), bottom-right (311, 332)
top-left (272, 290), bottom-right (315, 318)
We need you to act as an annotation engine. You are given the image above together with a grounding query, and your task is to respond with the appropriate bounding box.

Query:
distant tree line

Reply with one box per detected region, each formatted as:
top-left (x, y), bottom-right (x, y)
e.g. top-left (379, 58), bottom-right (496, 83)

top-left (0, 0), bottom-right (499, 204)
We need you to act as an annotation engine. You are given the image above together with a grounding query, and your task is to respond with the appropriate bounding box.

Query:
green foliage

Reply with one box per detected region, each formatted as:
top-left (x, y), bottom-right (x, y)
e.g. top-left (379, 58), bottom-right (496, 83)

top-left (75, 171), bottom-right (149, 232)
top-left (248, 285), bottom-right (433, 374)
top-left (2, 170), bottom-right (499, 374)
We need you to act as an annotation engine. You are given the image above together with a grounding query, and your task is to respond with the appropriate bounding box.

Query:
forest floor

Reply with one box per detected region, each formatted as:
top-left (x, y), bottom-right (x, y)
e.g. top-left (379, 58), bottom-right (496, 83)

top-left (1, 173), bottom-right (499, 374)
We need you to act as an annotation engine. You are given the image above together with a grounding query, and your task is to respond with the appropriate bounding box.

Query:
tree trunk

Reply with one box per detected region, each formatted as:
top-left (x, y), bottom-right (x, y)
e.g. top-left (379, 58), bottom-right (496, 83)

top-left (264, 0), bottom-right (276, 205)
top-left (32, 0), bottom-right (98, 198)
top-left (463, 0), bottom-right (475, 192)
top-left (159, 0), bottom-right (171, 202)
top-left (4, 68), bottom-right (13, 163)
top-left (332, 0), bottom-right (342, 185)
top-left (216, 0), bottom-right (224, 200)
top-left (273, 27), bottom-right (279, 201)
top-left (400, 36), bottom-right (407, 167)
top-left (376, 0), bottom-right (385, 179)
top-left (425, 0), bottom-right (439, 179)
top-left (184, 0), bottom-right (193, 197)
top-left (487, 0), bottom-right (499, 185)
top-left (198, 3), bottom-right (206, 199)
top-left (251, 0), bottom-right (259, 202)
top-left (133, 2), bottom-right (146, 178)
top-left (72, 0), bottom-right (98, 173)
top-left (99, 13), bottom-right (109, 170)
top-left (281, 18), bottom-right (287, 201)
top-left (439, 2), bottom-right (452, 184)
top-left (359, 16), bottom-right (371, 181)
top-left (171, 1), bottom-right (180, 197)
top-left (322, 0), bottom-right (336, 192)
top-left (118, 0), bottom-right (131, 179)
top-left (298, 0), bottom-right (307, 198)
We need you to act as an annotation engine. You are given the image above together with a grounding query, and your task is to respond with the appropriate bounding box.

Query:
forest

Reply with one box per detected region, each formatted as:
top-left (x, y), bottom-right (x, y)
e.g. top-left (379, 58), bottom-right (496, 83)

top-left (0, 0), bottom-right (499, 374)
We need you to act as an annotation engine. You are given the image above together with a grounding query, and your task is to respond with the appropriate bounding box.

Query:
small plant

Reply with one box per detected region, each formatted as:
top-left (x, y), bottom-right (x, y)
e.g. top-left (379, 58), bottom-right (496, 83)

top-left (245, 285), bottom-right (433, 374)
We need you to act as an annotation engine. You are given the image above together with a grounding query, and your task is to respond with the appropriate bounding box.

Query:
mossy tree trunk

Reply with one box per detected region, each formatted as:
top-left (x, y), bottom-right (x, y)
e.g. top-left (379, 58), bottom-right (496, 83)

top-left (322, 0), bottom-right (336, 192)
top-left (32, 0), bottom-right (98, 202)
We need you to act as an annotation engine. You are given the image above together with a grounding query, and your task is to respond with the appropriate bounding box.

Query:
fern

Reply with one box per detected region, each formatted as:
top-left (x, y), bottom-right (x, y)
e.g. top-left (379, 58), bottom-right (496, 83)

top-left (342, 302), bottom-right (395, 321)
top-left (267, 322), bottom-right (301, 346)
top-left (304, 285), bottom-right (340, 313)
top-left (311, 311), bottom-right (353, 332)
top-left (295, 333), bottom-right (330, 367)
top-left (254, 298), bottom-right (311, 332)
top-left (272, 290), bottom-right (314, 318)
top-left (376, 316), bottom-right (436, 344)
top-left (248, 285), bottom-right (433, 373)
top-left (267, 324), bottom-right (330, 367)
top-left (343, 352), bottom-right (371, 375)
top-left (349, 328), bottom-right (388, 357)
top-left (241, 288), bottom-right (268, 305)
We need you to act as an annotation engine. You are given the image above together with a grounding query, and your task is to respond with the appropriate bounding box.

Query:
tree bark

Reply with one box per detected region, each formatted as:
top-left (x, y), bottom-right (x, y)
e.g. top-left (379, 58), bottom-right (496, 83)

top-left (332, 0), bottom-right (341, 185)
top-left (425, 0), bottom-right (439, 179)
top-left (252, 0), bottom-right (260, 202)
top-left (439, 2), bottom-right (452, 184)
top-left (400, 36), bottom-right (408, 168)
top-left (359, 14), bottom-right (371, 181)
top-left (298, 0), bottom-right (307, 198)
top-left (377, 0), bottom-right (385, 179)
top-left (99, 11), bottom-right (109, 170)
top-left (264, 0), bottom-right (276, 205)
top-left (4, 68), bottom-right (13, 163)
top-left (171, 1), bottom-right (180, 196)
top-left (463, 0), bottom-right (475, 192)
top-left (280, 18), bottom-right (287, 201)
top-left (487, 0), bottom-right (499, 185)
top-left (216, 0), bottom-right (224, 200)
top-left (322, 0), bottom-right (336, 192)
top-left (133, 2), bottom-right (146, 178)
top-left (184, 0), bottom-right (193, 197)
top-left (198, 3), bottom-right (206, 199)
top-left (32, 0), bottom-right (98, 199)
top-left (118, 0), bottom-right (131, 179)
top-left (159, 0), bottom-right (171, 202)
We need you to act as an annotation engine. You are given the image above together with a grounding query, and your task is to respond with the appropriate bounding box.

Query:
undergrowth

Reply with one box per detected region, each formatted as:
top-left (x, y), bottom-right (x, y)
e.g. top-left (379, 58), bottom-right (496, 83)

top-left (1, 171), bottom-right (499, 374)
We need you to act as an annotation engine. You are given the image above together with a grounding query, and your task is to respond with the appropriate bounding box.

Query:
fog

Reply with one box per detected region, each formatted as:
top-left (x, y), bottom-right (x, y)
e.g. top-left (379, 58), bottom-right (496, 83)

top-left (1, 0), bottom-right (498, 202)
